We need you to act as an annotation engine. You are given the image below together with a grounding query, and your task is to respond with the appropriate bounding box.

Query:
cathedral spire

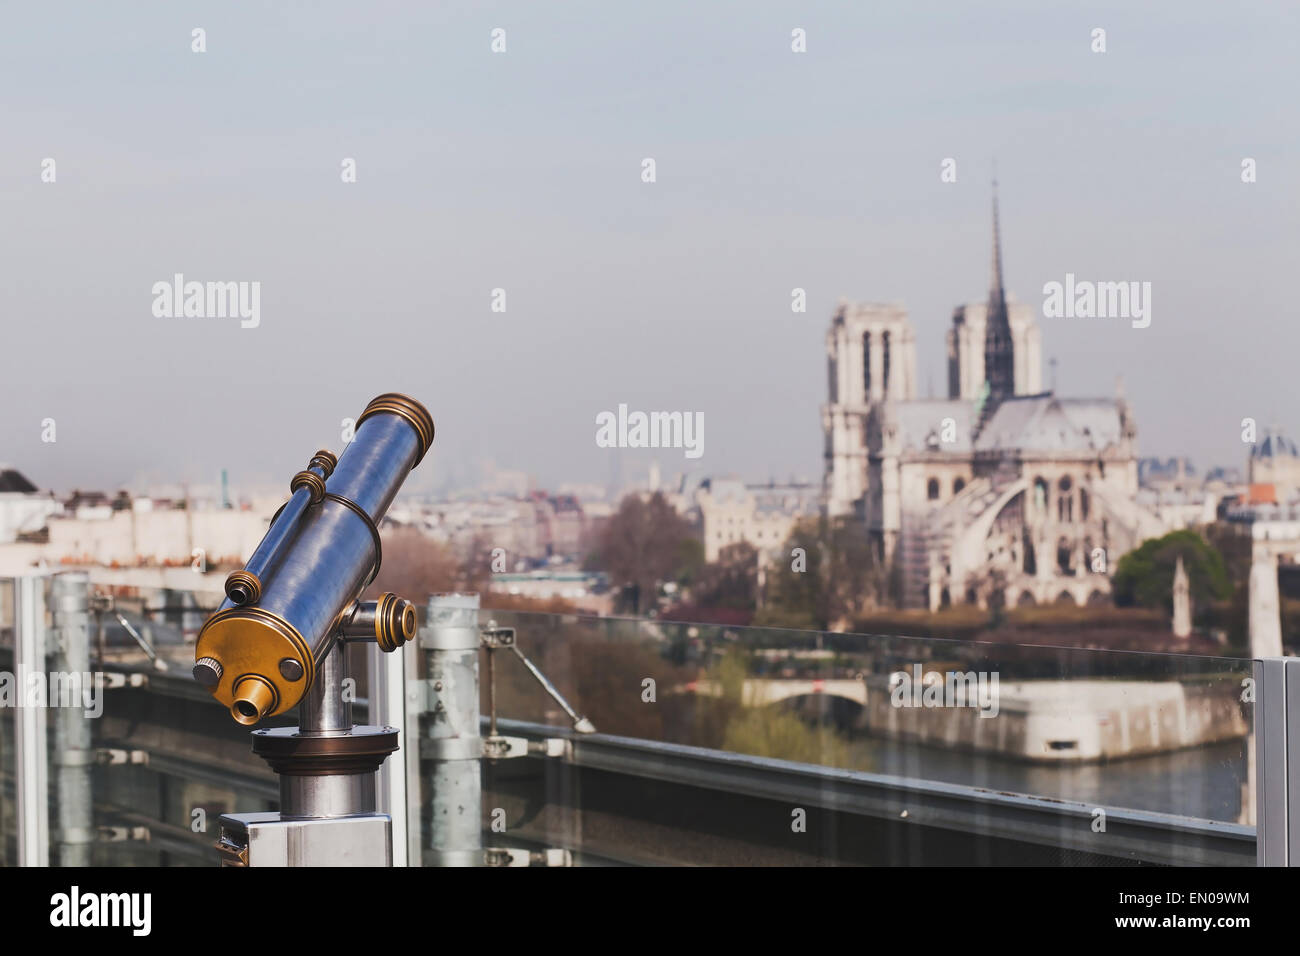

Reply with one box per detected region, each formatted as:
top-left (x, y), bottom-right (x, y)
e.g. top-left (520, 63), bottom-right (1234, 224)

top-left (982, 177), bottom-right (1016, 405)
top-left (990, 177), bottom-right (1005, 307)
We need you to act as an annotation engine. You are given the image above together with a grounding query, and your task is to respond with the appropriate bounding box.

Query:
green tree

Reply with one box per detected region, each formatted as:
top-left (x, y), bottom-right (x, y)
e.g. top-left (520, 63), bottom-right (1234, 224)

top-left (1112, 529), bottom-right (1231, 611)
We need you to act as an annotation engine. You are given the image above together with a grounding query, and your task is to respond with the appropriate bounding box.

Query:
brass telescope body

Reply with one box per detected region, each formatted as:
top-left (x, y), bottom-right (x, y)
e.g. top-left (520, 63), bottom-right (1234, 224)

top-left (194, 393), bottom-right (433, 725)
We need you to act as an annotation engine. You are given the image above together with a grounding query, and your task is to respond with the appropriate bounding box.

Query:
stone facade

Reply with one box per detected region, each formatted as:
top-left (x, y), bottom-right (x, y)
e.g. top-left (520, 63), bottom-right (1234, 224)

top-left (696, 477), bottom-right (820, 564)
top-left (822, 302), bottom-right (917, 519)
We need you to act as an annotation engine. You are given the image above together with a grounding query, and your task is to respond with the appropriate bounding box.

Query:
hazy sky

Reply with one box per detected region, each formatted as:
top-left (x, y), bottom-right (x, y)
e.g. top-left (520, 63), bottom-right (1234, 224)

top-left (2, 2), bottom-right (1297, 498)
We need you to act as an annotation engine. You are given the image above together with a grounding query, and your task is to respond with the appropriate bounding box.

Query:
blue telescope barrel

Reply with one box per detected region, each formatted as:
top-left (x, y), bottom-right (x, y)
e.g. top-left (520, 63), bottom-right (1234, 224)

top-left (193, 393), bottom-right (434, 725)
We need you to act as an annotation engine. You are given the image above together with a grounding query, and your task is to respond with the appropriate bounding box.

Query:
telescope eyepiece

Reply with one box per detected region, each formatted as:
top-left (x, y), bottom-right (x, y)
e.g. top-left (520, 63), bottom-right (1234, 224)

top-left (231, 676), bottom-right (277, 726)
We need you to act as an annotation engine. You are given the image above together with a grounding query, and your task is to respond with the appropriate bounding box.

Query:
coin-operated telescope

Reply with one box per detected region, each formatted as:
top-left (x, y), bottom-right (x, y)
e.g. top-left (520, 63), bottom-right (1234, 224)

top-left (194, 393), bottom-right (434, 867)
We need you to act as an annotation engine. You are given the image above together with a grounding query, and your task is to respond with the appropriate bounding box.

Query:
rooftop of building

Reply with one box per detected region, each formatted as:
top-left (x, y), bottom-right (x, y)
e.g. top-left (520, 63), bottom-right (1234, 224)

top-left (0, 467), bottom-right (39, 494)
top-left (885, 393), bottom-right (1126, 457)
top-left (1251, 430), bottom-right (1300, 460)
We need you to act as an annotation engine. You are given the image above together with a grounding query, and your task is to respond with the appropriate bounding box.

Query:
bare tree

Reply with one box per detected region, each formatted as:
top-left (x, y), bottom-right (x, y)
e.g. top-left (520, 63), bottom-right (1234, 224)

top-left (364, 526), bottom-right (463, 604)
top-left (595, 492), bottom-right (695, 614)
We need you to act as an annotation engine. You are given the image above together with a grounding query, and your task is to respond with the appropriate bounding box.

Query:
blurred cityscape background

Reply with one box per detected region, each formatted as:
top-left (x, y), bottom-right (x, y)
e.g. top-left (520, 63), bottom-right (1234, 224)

top-left (1, 2), bottom-right (1295, 865)
top-left (1, 195), bottom-right (1296, 659)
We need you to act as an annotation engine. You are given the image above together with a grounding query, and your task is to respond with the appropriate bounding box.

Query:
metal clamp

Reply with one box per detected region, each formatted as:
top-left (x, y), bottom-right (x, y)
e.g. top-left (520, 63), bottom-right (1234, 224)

top-left (483, 847), bottom-right (573, 867)
top-left (480, 621), bottom-right (596, 739)
top-left (215, 832), bottom-right (249, 867)
top-left (481, 735), bottom-right (529, 760)
top-left (98, 826), bottom-right (150, 844)
top-left (529, 738), bottom-right (571, 758)
top-left (101, 672), bottom-right (148, 690)
top-left (96, 748), bottom-right (149, 766)
top-left (480, 735), bottom-right (571, 760)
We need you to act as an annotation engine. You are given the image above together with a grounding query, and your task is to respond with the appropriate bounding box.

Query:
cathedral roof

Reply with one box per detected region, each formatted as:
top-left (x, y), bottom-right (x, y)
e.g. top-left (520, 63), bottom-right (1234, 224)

top-left (974, 394), bottom-right (1123, 454)
top-left (889, 400), bottom-right (977, 453)
top-left (886, 394), bottom-right (1126, 457)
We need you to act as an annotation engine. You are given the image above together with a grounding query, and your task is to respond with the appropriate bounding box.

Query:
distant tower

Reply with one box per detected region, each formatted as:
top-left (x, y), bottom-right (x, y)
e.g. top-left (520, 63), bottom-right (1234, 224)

top-left (982, 180), bottom-right (1016, 404)
top-left (1172, 554), bottom-right (1191, 638)
top-left (1249, 426), bottom-right (1300, 502)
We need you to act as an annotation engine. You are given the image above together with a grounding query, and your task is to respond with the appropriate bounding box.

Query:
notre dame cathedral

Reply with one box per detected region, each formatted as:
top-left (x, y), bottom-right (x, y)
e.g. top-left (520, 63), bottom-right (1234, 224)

top-left (822, 186), bottom-right (1163, 610)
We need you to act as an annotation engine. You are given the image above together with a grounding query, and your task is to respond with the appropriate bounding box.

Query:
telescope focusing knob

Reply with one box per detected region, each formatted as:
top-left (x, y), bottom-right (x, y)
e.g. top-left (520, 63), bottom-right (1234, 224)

top-left (193, 657), bottom-right (223, 687)
top-left (375, 592), bottom-right (417, 653)
top-left (339, 593), bottom-right (418, 652)
top-left (290, 470), bottom-right (327, 504)
top-left (308, 449), bottom-right (338, 477)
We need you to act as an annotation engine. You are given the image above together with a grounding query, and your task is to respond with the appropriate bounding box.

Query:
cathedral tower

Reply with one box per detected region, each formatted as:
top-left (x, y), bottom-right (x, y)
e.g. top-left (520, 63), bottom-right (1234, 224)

top-left (822, 302), bottom-right (917, 517)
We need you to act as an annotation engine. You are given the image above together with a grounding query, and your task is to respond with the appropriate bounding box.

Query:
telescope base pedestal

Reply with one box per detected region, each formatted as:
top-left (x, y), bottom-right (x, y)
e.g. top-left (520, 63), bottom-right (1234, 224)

top-left (214, 723), bottom-right (400, 866)
top-left (216, 811), bottom-right (392, 867)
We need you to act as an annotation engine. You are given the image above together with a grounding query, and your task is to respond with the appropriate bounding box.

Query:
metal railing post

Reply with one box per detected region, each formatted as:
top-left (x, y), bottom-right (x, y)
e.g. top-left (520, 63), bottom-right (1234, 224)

top-left (50, 572), bottom-right (94, 866)
top-left (421, 593), bottom-right (482, 866)
top-left (15, 574), bottom-right (49, 867)
top-left (1255, 656), bottom-right (1300, 866)
top-left (402, 636), bottom-right (422, 866)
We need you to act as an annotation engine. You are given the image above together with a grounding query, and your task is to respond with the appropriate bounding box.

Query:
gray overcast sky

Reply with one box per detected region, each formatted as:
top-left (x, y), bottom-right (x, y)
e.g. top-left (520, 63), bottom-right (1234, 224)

top-left (2, 1), bottom-right (1297, 497)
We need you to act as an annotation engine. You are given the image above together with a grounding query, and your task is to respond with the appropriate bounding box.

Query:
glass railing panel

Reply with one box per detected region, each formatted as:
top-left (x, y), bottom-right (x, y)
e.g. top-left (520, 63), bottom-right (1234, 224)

top-left (2, 579), bottom-right (1259, 866)
top-left (58, 582), bottom-right (279, 865)
top-left (471, 609), bottom-right (1255, 865)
